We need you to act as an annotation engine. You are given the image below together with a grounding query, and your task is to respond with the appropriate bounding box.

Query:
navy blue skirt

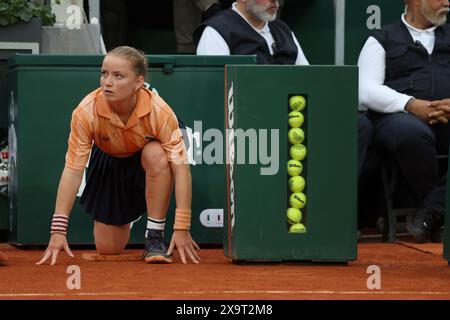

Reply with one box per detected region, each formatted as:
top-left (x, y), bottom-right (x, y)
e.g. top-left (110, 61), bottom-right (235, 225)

top-left (80, 145), bottom-right (147, 226)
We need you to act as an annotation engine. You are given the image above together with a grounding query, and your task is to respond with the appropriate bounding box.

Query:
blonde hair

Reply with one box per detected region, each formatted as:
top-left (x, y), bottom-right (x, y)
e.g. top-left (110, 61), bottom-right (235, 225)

top-left (107, 46), bottom-right (148, 78)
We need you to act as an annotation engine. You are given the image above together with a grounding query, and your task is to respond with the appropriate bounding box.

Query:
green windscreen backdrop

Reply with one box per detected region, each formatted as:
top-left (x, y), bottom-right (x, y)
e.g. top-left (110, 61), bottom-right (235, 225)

top-left (283, 0), bottom-right (335, 65)
top-left (282, 0), bottom-right (404, 65)
top-left (344, 0), bottom-right (405, 65)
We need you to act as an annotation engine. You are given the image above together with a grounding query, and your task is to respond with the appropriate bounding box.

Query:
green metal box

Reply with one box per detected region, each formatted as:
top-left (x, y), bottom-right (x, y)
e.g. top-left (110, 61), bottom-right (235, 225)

top-left (6, 54), bottom-right (255, 245)
top-left (223, 65), bottom-right (358, 262)
top-left (444, 156), bottom-right (450, 264)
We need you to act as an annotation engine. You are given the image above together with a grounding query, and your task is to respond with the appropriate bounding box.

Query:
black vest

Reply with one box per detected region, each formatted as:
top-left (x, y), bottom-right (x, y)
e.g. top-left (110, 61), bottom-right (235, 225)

top-left (193, 9), bottom-right (298, 65)
top-left (371, 20), bottom-right (450, 100)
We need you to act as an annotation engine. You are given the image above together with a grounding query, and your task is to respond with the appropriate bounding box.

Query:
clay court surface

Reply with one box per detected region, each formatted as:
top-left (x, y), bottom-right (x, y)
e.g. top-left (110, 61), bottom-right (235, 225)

top-left (0, 241), bottom-right (450, 300)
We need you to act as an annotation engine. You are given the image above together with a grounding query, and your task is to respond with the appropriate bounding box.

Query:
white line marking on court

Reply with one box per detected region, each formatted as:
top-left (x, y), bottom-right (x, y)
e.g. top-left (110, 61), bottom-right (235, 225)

top-left (0, 292), bottom-right (143, 297)
top-left (1, 290), bottom-right (450, 297)
top-left (174, 290), bottom-right (450, 296)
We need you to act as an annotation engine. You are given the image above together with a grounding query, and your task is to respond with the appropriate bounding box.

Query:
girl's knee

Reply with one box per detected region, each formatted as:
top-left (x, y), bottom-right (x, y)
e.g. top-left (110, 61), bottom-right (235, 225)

top-left (93, 221), bottom-right (130, 255)
top-left (141, 141), bottom-right (169, 172)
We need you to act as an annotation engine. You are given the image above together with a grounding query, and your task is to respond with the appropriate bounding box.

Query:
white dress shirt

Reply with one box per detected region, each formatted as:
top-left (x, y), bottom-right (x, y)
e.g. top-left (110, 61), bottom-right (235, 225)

top-left (358, 14), bottom-right (437, 113)
top-left (196, 2), bottom-right (309, 65)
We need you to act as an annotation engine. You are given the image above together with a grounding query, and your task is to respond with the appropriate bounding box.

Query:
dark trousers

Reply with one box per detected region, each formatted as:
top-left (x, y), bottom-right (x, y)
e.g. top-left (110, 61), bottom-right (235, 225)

top-left (368, 111), bottom-right (450, 215)
top-left (358, 113), bottom-right (375, 179)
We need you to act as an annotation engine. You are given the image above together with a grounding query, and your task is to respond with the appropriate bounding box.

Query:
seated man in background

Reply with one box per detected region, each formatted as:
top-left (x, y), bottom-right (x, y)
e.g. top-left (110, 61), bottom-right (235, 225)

top-left (358, 0), bottom-right (450, 242)
top-left (193, 0), bottom-right (309, 65)
top-left (174, 0), bottom-right (286, 53)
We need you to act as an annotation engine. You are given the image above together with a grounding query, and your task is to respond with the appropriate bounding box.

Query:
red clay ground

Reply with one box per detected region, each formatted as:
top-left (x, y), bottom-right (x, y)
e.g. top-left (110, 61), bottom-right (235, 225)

top-left (0, 242), bottom-right (449, 300)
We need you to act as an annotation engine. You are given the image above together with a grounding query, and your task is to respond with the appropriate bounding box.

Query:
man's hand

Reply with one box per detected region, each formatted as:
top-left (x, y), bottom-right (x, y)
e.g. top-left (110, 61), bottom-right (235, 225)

top-left (36, 233), bottom-right (74, 266)
top-left (167, 230), bottom-right (201, 264)
top-left (428, 99), bottom-right (450, 125)
top-left (405, 98), bottom-right (433, 121)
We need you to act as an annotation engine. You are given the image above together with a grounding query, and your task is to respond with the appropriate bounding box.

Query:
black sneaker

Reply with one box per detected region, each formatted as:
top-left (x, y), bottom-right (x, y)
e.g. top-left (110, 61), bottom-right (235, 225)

top-left (431, 225), bottom-right (444, 243)
top-left (431, 213), bottom-right (445, 243)
top-left (406, 208), bottom-right (440, 243)
top-left (143, 229), bottom-right (173, 264)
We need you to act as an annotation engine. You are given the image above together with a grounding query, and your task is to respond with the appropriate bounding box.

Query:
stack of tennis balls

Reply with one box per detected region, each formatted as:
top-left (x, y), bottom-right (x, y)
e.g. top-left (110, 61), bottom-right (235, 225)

top-left (287, 95), bottom-right (307, 234)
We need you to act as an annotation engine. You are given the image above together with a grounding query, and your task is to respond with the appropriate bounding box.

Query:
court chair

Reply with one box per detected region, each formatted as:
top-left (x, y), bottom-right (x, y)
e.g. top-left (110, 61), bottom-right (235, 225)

top-left (381, 154), bottom-right (448, 243)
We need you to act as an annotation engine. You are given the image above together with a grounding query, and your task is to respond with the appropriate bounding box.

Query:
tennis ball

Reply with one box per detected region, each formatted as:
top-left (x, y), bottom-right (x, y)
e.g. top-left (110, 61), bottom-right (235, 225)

top-left (289, 223), bottom-right (306, 233)
top-left (289, 95), bottom-right (306, 112)
top-left (289, 192), bottom-right (307, 209)
top-left (288, 128), bottom-right (304, 144)
top-left (290, 144), bottom-right (307, 161)
top-left (288, 176), bottom-right (305, 193)
top-left (287, 207), bottom-right (302, 224)
top-left (288, 111), bottom-right (304, 128)
top-left (287, 159), bottom-right (302, 177)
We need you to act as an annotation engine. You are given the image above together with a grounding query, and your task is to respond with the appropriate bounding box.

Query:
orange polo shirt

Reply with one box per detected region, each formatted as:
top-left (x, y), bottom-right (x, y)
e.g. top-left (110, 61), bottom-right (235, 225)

top-left (65, 87), bottom-right (187, 171)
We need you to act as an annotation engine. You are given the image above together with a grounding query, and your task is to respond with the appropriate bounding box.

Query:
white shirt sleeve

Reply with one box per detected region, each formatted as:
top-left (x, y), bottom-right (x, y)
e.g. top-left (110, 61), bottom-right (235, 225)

top-left (292, 32), bottom-right (309, 66)
top-left (196, 26), bottom-right (231, 55)
top-left (358, 36), bottom-right (413, 113)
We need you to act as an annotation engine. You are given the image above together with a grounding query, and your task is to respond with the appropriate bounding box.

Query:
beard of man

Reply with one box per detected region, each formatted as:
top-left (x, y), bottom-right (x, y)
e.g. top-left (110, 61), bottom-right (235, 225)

top-left (421, 0), bottom-right (449, 26)
top-left (246, 0), bottom-right (279, 22)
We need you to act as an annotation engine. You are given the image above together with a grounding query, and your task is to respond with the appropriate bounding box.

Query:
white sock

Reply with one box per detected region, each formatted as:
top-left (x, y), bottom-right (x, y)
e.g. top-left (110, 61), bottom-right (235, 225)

top-left (146, 217), bottom-right (165, 237)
